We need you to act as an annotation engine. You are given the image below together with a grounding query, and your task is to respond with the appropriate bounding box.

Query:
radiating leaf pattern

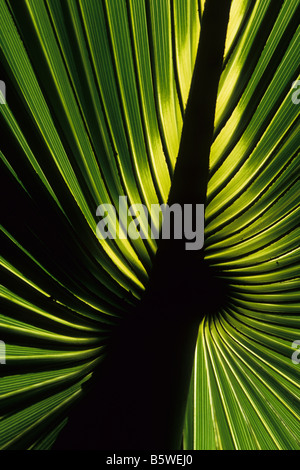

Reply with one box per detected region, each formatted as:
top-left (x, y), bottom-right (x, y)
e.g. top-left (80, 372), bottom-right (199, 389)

top-left (0, 0), bottom-right (299, 450)
top-left (184, 0), bottom-right (300, 450)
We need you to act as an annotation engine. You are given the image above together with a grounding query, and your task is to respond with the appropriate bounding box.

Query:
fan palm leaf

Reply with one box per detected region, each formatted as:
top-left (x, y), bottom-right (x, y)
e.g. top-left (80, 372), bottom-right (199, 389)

top-left (0, 0), bottom-right (299, 450)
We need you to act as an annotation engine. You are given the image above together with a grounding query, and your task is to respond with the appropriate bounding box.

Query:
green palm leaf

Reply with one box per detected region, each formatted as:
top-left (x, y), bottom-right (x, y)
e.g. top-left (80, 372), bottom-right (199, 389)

top-left (0, 0), bottom-right (299, 450)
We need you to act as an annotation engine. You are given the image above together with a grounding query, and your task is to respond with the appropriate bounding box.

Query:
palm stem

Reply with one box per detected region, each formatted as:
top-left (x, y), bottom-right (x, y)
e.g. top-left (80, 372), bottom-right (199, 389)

top-left (53, 0), bottom-right (232, 450)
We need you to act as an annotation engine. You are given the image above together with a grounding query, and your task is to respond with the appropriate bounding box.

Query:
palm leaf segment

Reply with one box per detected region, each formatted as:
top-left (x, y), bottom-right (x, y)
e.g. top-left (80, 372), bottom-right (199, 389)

top-left (0, 0), bottom-right (299, 450)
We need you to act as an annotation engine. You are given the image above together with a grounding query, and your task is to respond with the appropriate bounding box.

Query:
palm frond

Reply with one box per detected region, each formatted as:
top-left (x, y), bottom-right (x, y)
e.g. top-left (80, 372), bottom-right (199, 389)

top-left (0, 0), bottom-right (299, 450)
